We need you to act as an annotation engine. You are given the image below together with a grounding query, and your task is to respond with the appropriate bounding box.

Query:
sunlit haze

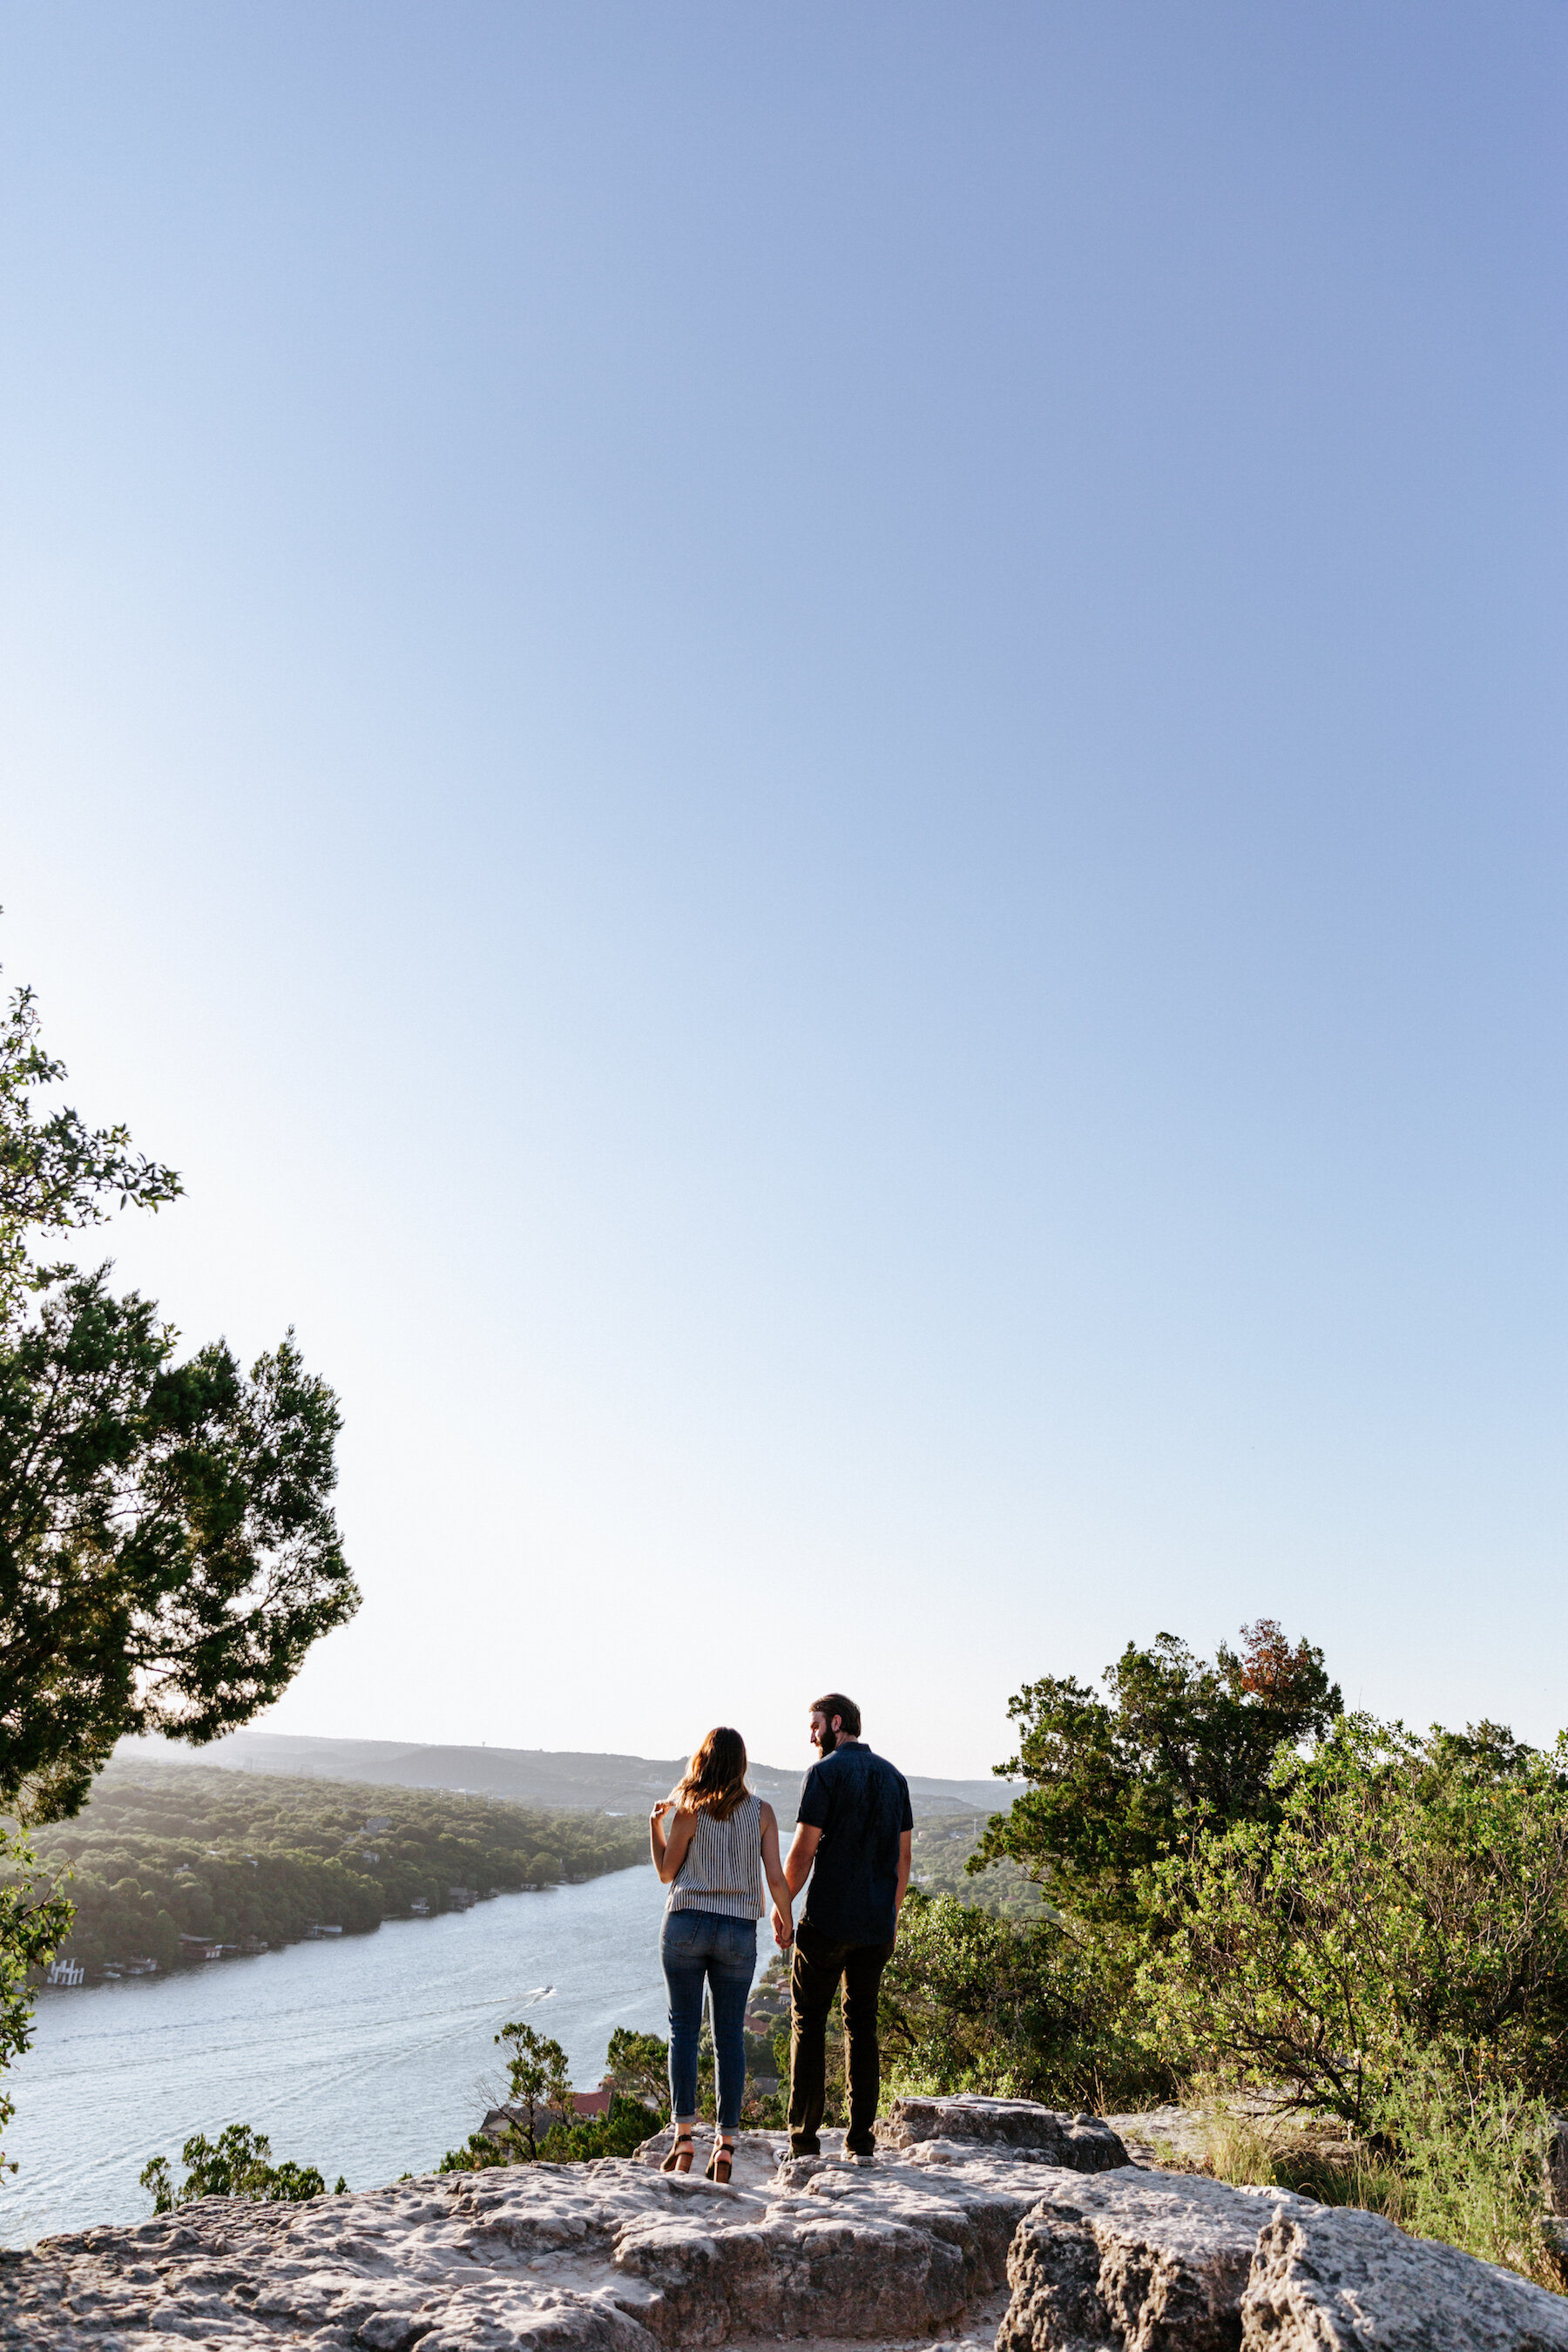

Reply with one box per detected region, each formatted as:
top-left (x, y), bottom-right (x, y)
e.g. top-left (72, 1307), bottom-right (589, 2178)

top-left (3, 4), bottom-right (1565, 1777)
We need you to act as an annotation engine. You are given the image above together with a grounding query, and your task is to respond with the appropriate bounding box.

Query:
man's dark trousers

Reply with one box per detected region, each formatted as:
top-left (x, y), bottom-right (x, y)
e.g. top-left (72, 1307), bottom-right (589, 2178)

top-left (787, 1919), bottom-right (895, 2157)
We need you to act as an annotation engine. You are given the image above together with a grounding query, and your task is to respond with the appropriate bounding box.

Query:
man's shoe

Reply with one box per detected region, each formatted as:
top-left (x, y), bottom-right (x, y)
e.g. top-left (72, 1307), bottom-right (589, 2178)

top-left (847, 2149), bottom-right (875, 2166)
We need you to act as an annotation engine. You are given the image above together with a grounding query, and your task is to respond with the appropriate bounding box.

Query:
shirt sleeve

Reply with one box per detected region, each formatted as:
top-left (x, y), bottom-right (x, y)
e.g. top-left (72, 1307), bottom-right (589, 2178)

top-left (797, 1764), bottom-right (831, 1829)
top-left (898, 1774), bottom-right (914, 1833)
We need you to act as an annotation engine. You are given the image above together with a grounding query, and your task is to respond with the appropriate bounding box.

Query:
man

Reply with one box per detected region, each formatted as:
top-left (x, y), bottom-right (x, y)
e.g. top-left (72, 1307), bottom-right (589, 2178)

top-left (774, 1692), bottom-right (913, 2163)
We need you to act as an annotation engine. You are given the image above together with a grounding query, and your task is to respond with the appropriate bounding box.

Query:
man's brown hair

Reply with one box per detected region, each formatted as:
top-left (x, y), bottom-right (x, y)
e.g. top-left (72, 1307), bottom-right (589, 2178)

top-left (810, 1692), bottom-right (861, 1739)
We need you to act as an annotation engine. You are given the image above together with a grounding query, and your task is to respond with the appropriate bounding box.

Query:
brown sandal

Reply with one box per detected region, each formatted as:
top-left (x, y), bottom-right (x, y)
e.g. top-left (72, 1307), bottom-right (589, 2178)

top-left (706, 2135), bottom-right (735, 2185)
top-left (661, 2130), bottom-right (694, 2174)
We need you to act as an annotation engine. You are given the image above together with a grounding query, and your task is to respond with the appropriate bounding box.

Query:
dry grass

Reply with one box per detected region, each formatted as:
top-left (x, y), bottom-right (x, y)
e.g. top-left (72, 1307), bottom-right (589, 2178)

top-left (1188, 2085), bottom-right (1566, 2297)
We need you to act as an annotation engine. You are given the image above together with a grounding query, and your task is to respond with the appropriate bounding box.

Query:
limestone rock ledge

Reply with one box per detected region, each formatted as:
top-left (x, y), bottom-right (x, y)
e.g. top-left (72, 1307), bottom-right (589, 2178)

top-left (3, 2099), bottom-right (1566, 2352)
top-left (999, 2167), bottom-right (1568, 2352)
top-left (0, 2109), bottom-right (1112, 2352)
top-left (875, 2096), bottom-right (1127, 2172)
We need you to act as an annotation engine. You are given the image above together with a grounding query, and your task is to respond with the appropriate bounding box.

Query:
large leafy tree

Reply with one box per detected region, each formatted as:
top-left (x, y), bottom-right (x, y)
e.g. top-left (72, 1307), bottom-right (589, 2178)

top-left (875, 1621), bottom-right (1344, 2121)
top-left (0, 971), bottom-right (358, 1825)
top-left (974, 1619), bottom-right (1342, 1925)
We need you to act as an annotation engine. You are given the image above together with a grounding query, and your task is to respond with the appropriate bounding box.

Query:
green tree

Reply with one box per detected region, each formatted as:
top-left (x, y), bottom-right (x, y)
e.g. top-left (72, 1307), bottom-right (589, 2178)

top-left (437, 2018), bottom-right (576, 2173)
top-left (0, 966), bottom-right (355, 2171)
top-left (494, 2018), bottom-right (574, 2158)
top-left (140, 2122), bottom-right (342, 2209)
top-left (976, 1620), bottom-right (1342, 1926)
top-left (604, 2026), bottom-right (670, 2119)
top-left (0, 1831), bottom-right (73, 2173)
top-left (878, 1622), bottom-right (1341, 2121)
top-left (880, 1889), bottom-right (1162, 2112)
top-left (0, 982), bottom-right (180, 1301)
top-left (0, 971), bottom-right (357, 1827)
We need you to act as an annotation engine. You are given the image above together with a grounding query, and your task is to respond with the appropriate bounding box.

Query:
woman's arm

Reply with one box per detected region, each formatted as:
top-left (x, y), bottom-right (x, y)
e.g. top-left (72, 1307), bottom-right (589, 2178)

top-left (649, 1799), bottom-right (698, 1885)
top-left (760, 1802), bottom-right (794, 1945)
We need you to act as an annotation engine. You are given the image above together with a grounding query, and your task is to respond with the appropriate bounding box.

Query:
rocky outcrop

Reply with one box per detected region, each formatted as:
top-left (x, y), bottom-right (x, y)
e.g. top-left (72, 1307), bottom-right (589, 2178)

top-left (996, 2165), bottom-right (1568, 2352)
top-left (997, 2169), bottom-right (1301, 2351)
top-left (3, 2098), bottom-right (1565, 2350)
top-left (877, 2095), bottom-right (1129, 2171)
top-left (0, 2110), bottom-right (1112, 2352)
top-left (1246, 2199), bottom-right (1568, 2352)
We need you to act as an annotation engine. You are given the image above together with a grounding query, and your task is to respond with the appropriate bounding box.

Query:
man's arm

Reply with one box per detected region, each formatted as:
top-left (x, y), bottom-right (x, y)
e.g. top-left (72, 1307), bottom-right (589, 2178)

top-left (782, 1821), bottom-right (821, 1897)
top-left (771, 1821), bottom-right (821, 1949)
top-left (895, 1828), bottom-right (911, 1914)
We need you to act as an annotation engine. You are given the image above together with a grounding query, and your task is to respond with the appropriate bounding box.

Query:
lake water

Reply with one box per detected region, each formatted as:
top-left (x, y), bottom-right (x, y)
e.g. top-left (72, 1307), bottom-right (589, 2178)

top-left (0, 1862), bottom-right (731, 2248)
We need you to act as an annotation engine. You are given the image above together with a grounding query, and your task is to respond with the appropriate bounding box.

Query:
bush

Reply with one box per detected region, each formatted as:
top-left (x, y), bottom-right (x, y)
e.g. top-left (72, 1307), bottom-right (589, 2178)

top-left (538, 2096), bottom-right (660, 2162)
top-left (140, 2123), bottom-right (344, 2209)
top-left (439, 2092), bottom-right (659, 2173)
top-left (1372, 2060), bottom-right (1565, 2291)
top-left (1142, 1716), bottom-right (1568, 2131)
top-left (1182, 2066), bottom-right (1565, 2294)
top-left (880, 1889), bottom-right (1167, 2113)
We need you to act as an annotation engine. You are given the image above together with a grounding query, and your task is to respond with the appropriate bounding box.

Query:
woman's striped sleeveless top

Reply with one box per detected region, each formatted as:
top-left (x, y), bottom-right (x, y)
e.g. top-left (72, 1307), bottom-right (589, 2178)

top-left (666, 1792), bottom-right (764, 1921)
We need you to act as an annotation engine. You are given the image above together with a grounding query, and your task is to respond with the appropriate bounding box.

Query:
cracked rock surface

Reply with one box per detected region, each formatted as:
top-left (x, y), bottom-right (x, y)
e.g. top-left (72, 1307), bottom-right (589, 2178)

top-left (5, 2098), bottom-right (1567, 2350)
top-left (876, 2098), bottom-right (1127, 2173)
top-left (997, 2166), bottom-right (1568, 2352)
top-left (1245, 2199), bottom-right (1568, 2351)
top-left (997, 2170), bottom-right (1315, 2351)
top-left (0, 2110), bottom-right (1105, 2351)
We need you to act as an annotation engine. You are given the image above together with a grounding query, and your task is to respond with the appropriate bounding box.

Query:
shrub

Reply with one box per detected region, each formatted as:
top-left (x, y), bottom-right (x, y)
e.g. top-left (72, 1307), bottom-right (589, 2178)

top-left (1372, 2059), bottom-right (1565, 2292)
top-left (439, 2093), bottom-right (659, 2173)
top-left (1142, 1716), bottom-right (1568, 2131)
top-left (140, 2124), bottom-right (343, 2209)
top-left (880, 1889), bottom-right (1166, 2112)
top-left (537, 2095), bottom-right (659, 2163)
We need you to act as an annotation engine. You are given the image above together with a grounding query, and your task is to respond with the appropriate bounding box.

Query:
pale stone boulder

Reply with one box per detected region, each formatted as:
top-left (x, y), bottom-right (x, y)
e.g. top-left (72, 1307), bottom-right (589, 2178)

top-left (997, 2167), bottom-right (1312, 2351)
top-left (877, 2094), bottom-right (1130, 2171)
top-left (996, 2167), bottom-right (1568, 2352)
top-left (8, 2119), bottom-right (1567, 2350)
top-left (1245, 2200), bottom-right (1568, 2351)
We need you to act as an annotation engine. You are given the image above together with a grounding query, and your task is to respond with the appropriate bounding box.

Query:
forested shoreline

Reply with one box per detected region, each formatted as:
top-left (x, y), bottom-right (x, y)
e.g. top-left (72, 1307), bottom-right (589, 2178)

top-left (27, 1765), bottom-right (645, 1978)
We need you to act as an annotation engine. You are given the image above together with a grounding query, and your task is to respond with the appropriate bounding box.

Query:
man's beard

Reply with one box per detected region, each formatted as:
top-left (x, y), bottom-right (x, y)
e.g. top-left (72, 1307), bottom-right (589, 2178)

top-left (816, 1727), bottom-right (838, 1755)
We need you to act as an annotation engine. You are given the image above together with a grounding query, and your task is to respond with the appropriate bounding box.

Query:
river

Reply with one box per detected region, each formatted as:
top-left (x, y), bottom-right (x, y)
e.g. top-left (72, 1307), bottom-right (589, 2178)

top-left (0, 1862), bottom-right (727, 2249)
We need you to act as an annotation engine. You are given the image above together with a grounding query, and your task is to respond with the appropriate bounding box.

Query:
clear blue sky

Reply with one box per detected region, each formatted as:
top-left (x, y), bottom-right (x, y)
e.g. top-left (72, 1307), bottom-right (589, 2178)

top-left (3, 4), bottom-right (1564, 1776)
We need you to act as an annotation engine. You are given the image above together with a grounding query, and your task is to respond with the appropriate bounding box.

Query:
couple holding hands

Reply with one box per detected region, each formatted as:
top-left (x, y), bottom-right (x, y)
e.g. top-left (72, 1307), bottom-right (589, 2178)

top-left (648, 1692), bottom-right (913, 2184)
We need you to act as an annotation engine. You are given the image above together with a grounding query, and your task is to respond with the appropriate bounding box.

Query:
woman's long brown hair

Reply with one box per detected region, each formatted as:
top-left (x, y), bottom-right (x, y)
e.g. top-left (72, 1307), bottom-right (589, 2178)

top-left (675, 1727), bottom-right (750, 1821)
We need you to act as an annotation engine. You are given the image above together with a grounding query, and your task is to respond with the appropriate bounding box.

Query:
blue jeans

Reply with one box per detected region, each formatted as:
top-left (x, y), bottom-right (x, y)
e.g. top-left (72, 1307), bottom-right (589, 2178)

top-left (659, 1907), bottom-right (757, 2131)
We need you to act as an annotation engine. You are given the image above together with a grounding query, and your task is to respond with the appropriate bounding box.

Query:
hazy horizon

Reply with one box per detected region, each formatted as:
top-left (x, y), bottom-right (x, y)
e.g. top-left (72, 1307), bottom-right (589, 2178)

top-left (113, 1729), bottom-right (1016, 1812)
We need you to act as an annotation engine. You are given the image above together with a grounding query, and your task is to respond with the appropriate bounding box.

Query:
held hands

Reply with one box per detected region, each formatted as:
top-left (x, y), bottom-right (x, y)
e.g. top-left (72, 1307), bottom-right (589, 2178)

top-left (771, 1904), bottom-right (794, 1950)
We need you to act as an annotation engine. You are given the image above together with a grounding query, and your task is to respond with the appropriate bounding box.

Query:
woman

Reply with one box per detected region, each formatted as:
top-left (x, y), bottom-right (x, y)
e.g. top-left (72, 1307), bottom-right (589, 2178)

top-left (649, 1726), bottom-right (793, 2182)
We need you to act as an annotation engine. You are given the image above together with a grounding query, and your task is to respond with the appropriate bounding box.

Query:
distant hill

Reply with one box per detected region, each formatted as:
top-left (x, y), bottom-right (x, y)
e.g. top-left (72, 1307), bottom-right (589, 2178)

top-left (113, 1731), bottom-right (1017, 1821)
